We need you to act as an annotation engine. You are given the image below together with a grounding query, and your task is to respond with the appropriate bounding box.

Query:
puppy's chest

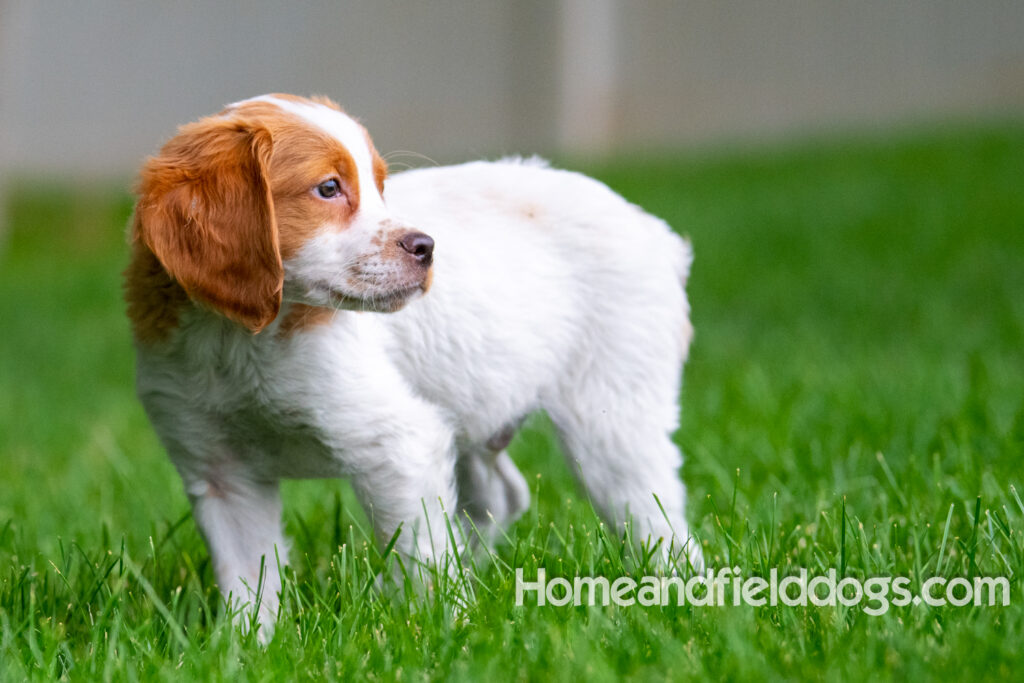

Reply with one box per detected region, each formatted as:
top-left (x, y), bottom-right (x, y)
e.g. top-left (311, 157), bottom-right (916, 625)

top-left (175, 323), bottom-right (283, 407)
top-left (163, 324), bottom-right (342, 477)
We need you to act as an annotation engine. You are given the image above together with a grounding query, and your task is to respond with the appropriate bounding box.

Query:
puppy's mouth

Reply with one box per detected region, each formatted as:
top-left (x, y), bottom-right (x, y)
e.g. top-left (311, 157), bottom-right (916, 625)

top-left (326, 283), bottom-right (425, 313)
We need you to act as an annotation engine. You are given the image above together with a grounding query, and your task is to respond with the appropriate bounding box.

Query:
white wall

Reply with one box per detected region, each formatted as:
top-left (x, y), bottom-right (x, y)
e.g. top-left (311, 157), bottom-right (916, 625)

top-left (614, 0), bottom-right (1024, 147)
top-left (1, 0), bottom-right (1022, 187)
top-left (0, 1), bottom-right (561, 181)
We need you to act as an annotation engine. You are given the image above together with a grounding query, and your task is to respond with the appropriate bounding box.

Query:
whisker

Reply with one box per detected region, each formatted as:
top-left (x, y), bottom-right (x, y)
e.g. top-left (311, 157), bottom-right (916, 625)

top-left (383, 150), bottom-right (441, 168)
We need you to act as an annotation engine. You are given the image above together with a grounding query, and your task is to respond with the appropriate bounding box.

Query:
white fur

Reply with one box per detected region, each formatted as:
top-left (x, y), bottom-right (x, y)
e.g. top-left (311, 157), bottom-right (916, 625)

top-left (134, 102), bottom-right (700, 638)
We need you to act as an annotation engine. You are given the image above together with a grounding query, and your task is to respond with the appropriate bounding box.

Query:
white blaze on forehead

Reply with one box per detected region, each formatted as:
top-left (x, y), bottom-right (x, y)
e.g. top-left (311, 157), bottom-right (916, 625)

top-left (236, 95), bottom-right (385, 212)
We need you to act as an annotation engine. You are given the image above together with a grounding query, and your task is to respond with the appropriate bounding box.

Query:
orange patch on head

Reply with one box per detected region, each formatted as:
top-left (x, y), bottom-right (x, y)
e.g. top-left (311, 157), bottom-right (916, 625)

top-left (372, 151), bottom-right (388, 195)
top-left (228, 98), bottom-right (368, 261)
top-left (266, 127), bottom-right (362, 260)
top-left (364, 129), bottom-right (388, 194)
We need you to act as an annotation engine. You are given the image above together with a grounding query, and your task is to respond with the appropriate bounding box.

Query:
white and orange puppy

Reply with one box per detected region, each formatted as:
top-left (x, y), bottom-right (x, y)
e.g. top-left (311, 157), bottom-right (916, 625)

top-left (125, 94), bottom-right (700, 633)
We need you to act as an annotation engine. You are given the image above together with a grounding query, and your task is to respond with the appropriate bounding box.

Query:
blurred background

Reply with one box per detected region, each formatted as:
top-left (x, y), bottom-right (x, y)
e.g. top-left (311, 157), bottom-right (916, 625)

top-left (1, 0), bottom-right (1023, 194)
top-left (2, 4), bottom-right (1024, 673)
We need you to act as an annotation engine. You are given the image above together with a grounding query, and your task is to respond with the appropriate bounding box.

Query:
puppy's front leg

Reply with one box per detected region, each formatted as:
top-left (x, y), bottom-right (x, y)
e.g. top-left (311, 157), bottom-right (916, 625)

top-left (292, 329), bottom-right (462, 584)
top-left (340, 407), bottom-right (461, 586)
top-left (139, 389), bottom-right (289, 639)
top-left (325, 389), bottom-right (458, 589)
top-left (185, 471), bottom-right (287, 638)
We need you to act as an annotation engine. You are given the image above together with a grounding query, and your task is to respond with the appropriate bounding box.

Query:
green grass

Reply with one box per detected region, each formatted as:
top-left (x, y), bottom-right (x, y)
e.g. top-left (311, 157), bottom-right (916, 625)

top-left (2, 124), bottom-right (1023, 680)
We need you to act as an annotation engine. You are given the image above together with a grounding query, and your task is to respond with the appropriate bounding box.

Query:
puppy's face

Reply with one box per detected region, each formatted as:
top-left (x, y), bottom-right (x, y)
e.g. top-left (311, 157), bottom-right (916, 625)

top-left (133, 94), bottom-right (432, 332)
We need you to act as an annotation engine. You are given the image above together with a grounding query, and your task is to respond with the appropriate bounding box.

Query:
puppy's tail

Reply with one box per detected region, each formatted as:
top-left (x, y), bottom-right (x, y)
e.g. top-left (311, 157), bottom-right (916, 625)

top-left (672, 234), bottom-right (695, 361)
top-left (673, 234), bottom-right (694, 288)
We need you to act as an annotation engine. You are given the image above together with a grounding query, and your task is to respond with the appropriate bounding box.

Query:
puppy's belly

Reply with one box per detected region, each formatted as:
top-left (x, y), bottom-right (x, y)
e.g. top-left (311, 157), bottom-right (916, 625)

top-left (221, 407), bottom-right (350, 480)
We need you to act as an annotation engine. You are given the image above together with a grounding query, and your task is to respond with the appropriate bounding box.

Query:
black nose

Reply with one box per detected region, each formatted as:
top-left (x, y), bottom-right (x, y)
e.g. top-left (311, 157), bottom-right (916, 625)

top-left (398, 232), bottom-right (434, 266)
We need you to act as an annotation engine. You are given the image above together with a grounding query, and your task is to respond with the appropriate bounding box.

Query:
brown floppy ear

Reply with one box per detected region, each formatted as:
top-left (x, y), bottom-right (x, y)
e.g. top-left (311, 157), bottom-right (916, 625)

top-left (134, 116), bottom-right (282, 333)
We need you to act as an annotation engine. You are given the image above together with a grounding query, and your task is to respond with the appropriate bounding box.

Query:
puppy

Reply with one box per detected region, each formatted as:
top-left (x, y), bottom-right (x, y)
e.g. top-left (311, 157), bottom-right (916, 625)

top-left (124, 94), bottom-right (700, 633)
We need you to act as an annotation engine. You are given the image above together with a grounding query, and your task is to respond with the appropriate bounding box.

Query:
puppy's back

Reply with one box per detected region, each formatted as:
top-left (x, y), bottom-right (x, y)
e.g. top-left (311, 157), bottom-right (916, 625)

top-left (379, 159), bottom-right (693, 431)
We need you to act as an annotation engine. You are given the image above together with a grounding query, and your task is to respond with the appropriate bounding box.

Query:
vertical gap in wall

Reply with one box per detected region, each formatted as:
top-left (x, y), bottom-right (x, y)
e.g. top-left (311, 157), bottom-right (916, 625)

top-left (0, 0), bottom-right (40, 248)
top-left (556, 0), bottom-right (620, 157)
top-left (503, 0), bottom-right (562, 157)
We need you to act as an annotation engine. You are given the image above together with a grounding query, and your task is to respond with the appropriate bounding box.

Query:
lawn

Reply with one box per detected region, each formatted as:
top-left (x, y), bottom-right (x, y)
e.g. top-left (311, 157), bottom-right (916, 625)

top-left (1, 124), bottom-right (1022, 680)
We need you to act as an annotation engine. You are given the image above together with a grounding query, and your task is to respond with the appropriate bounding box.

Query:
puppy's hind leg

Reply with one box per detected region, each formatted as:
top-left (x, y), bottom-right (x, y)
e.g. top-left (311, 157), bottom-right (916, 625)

top-left (455, 435), bottom-right (531, 545)
top-left (550, 409), bottom-right (702, 568)
top-left (544, 328), bottom-right (703, 572)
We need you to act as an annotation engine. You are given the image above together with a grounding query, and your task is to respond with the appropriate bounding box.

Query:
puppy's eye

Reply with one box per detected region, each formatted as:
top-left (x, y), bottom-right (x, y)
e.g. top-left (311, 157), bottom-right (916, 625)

top-left (316, 179), bottom-right (343, 199)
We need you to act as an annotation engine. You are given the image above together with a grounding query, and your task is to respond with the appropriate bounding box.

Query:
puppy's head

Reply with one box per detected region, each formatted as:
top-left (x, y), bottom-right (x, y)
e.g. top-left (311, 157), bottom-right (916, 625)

top-left (133, 94), bottom-right (432, 333)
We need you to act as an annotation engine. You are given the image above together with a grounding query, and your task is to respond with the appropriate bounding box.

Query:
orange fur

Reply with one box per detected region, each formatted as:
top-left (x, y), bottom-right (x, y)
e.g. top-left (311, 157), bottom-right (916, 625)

top-left (131, 115), bottom-right (282, 334)
top-left (276, 304), bottom-right (337, 337)
top-left (123, 234), bottom-right (190, 344)
top-left (366, 130), bottom-right (388, 194)
top-left (266, 120), bottom-right (361, 260)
